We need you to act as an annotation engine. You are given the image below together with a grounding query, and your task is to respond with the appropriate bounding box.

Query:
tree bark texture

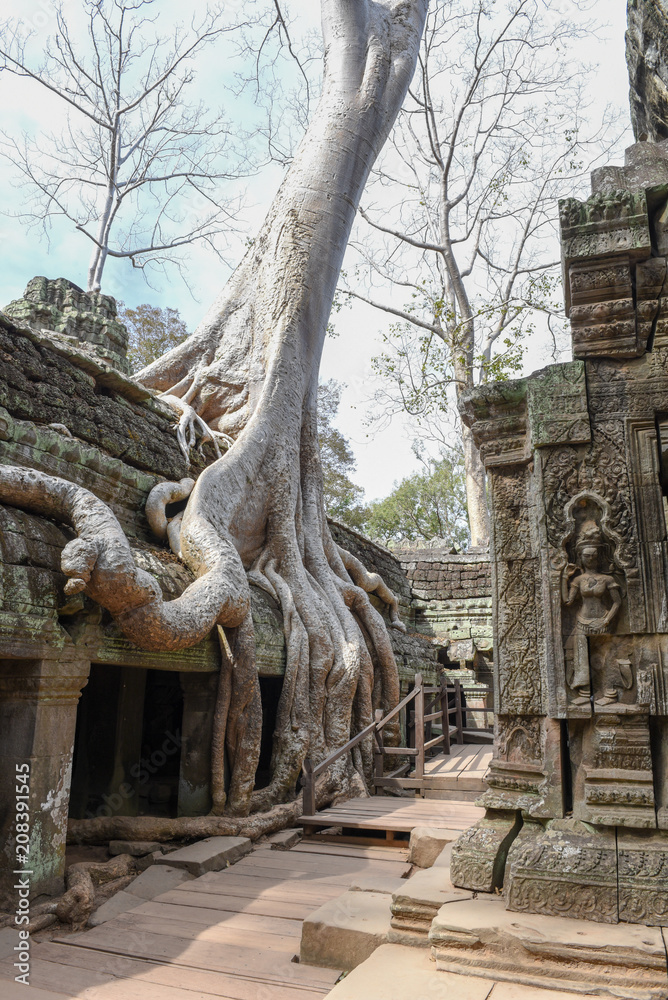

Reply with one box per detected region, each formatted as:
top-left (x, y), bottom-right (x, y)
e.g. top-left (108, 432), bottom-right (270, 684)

top-left (0, 0), bottom-right (428, 829)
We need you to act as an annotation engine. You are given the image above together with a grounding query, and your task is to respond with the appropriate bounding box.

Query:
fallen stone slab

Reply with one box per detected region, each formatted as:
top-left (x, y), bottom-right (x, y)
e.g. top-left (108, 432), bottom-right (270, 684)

top-left (350, 875), bottom-right (408, 895)
top-left (324, 943), bottom-right (495, 1000)
top-left (269, 828), bottom-right (302, 850)
top-left (109, 840), bottom-right (164, 857)
top-left (126, 864), bottom-right (194, 900)
top-left (154, 835), bottom-right (251, 876)
top-left (389, 864), bottom-right (472, 946)
top-left (429, 896), bottom-right (668, 1000)
top-left (88, 889), bottom-right (142, 926)
top-left (408, 827), bottom-right (462, 868)
top-left (300, 889), bottom-right (391, 971)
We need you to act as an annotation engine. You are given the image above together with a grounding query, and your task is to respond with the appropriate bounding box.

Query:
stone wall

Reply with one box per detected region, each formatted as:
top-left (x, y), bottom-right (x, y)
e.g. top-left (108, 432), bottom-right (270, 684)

top-left (396, 546), bottom-right (493, 671)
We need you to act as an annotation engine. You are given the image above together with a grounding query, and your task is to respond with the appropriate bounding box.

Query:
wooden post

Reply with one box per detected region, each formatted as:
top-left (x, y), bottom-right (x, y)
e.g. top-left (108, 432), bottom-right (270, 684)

top-left (455, 679), bottom-right (464, 744)
top-left (440, 678), bottom-right (451, 755)
top-left (302, 757), bottom-right (316, 817)
top-left (414, 672), bottom-right (424, 780)
top-left (374, 708), bottom-right (384, 790)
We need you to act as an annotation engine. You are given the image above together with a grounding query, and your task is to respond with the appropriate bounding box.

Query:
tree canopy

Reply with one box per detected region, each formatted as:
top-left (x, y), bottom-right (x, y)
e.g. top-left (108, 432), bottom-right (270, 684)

top-left (365, 450), bottom-right (469, 548)
top-left (119, 303), bottom-right (190, 374)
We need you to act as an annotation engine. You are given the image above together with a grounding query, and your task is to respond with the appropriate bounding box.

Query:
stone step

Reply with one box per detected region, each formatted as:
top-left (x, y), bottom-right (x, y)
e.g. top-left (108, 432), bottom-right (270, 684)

top-left (324, 943), bottom-right (495, 999)
top-left (300, 889), bottom-right (392, 971)
top-left (389, 861), bottom-right (472, 946)
top-left (429, 895), bottom-right (668, 1000)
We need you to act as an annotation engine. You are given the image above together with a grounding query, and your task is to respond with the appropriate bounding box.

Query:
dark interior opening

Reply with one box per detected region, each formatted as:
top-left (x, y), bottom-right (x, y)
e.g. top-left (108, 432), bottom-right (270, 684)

top-left (561, 718), bottom-right (574, 815)
top-left (139, 670), bottom-right (183, 817)
top-left (69, 664), bottom-right (183, 820)
top-left (255, 675), bottom-right (283, 790)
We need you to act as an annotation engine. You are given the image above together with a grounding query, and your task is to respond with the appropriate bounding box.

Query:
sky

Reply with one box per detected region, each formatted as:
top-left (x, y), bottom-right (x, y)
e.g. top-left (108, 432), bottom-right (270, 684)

top-left (0, 0), bottom-right (634, 501)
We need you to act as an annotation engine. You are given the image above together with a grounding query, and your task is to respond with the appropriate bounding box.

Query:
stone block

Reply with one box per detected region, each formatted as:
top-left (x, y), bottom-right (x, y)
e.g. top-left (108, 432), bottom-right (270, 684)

top-left (504, 820), bottom-right (619, 923)
top-left (268, 828), bottom-right (302, 850)
top-left (429, 896), bottom-right (668, 999)
top-left (109, 840), bottom-right (163, 857)
top-left (126, 864), bottom-right (194, 900)
top-left (300, 889), bottom-right (391, 971)
top-left (449, 810), bottom-right (521, 892)
top-left (324, 943), bottom-right (495, 1000)
top-left (389, 865), bottom-right (471, 946)
top-left (88, 889), bottom-right (141, 926)
top-left (408, 827), bottom-right (461, 868)
top-left (618, 829), bottom-right (668, 926)
top-left (154, 835), bottom-right (251, 876)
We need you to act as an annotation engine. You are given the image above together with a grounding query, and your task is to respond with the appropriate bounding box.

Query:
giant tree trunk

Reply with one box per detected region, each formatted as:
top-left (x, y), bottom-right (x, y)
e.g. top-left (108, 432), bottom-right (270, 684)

top-left (0, 0), bottom-right (428, 827)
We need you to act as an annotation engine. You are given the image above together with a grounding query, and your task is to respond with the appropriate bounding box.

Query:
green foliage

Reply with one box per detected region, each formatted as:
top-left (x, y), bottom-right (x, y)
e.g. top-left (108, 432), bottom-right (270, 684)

top-left (364, 451), bottom-right (470, 548)
top-left (317, 380), bottom-right (368, 530)
top-left (119, 303), bottom-right (190, 373)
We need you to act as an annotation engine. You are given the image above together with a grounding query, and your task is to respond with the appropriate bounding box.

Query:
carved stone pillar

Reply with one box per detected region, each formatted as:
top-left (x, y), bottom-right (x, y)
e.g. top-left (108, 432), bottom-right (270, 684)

top-left (178, 671), bottom-right (218, 816)
top-left (0, 657), bottom-right (90, 908)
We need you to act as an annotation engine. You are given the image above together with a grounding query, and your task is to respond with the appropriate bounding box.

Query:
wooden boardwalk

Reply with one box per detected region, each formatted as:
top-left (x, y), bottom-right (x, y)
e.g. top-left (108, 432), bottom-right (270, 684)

top-left (0, 843), bottom-right (412, 999)
top-left (300, 795), bottom-right (485, 843)
top-left (417, 743), bottom-right (492, 800)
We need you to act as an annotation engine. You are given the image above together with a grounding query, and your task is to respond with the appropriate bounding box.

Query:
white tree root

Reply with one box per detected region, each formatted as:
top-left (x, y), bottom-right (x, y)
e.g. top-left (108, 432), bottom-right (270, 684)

top-left (0, 466), bottom-right (250, 649)
top-left (337, 545), bottom-right (407, 633)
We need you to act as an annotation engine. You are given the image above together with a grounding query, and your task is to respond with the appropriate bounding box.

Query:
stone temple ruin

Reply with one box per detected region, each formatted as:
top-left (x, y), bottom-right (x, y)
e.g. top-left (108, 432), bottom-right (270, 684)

top-left (450, 139), bottom-right (668, 929)
top-left (2, 277), bottom-right (495, 910)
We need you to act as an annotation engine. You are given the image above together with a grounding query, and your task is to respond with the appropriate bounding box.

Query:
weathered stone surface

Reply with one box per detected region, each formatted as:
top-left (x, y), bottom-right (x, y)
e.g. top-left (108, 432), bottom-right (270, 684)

top-left (389, 865), bottom-right (471, 945)
top-left (154, 835), bottom-right (251, 875)
top-left (450, 811), bottom-right (521, 893)
top-left (429, 896), bottom-right (668, 999)
top-left (504, 820), bottom-right (619, 924)
top-left (300, 890), bottom-right (391, 971)
top-left (627, 0), bottom-right (668, 143)
top-left (324, 943), bottom-right (495, 1000)
top-left (456, 146), bottom-right (668, 929)
top-left (125, 864), bottom-right (194, 899)
top-left (88, 889), bottom-right (142, 926)
top-left (408, 826), bottom-right (461, 868)
top-left (4, 277), bottom-right (131, 374)
top-left (108, 841), bottom-right (164, 857)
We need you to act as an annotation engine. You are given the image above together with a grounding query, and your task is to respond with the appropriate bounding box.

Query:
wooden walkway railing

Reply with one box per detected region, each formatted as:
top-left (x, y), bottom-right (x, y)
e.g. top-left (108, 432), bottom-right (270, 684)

top-left (301, 672), bottom-right (470, 816)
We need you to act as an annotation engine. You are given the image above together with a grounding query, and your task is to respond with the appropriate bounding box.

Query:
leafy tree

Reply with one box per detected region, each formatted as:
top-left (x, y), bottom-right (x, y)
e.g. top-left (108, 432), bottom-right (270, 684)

top-left (119, 303), bottom-right (189, 374)
top-left (1, 0), bottom-right (429, 826)
top-left (343, 0), bottom-right (621, 546)
top-left (365, 451), bottom-right (469, 548)
top-left (317, 380), bottom-right (367, 530)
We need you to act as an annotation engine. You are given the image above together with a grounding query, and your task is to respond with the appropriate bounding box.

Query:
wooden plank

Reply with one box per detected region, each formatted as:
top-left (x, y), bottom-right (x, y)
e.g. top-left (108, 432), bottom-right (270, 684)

top-left (172, 877), bottom-right (344, 904)
top-left (291, 842), bottom-right (408, 861)
top-left (248, 846), bottom-right (409, 868)
top-left (155, 888), bottom-right (323, 920)
top-left (128, 900), bottom-right (303, 936)
top-left (216, 863), bottom-right (405, 884)
top-left (55, 928), bottom-right (338, 990)
top-left (110, 912), bottom-right (300, 951)
top-left (31, 944), bottom-right (329, 999)
top-left (235, 851), bottom-right (410, 874)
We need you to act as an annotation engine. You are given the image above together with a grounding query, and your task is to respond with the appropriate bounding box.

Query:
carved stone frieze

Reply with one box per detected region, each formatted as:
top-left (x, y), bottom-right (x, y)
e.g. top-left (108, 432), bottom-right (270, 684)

top-left (618, 831), bottom-right (668, 926)
top-left (504, 820), bottom-right (619, 923)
